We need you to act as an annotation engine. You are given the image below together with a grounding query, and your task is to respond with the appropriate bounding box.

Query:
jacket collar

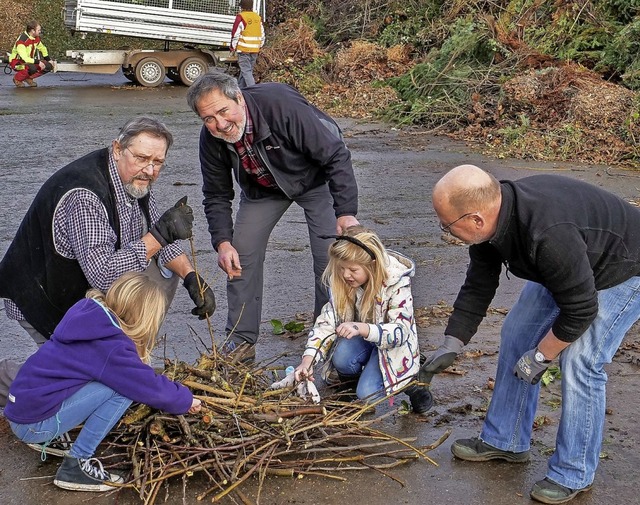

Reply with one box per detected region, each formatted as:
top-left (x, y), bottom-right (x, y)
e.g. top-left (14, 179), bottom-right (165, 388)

top-left (488, 181), bottom-right (515, 248)
top-left (241, 90), bottom-right (272, 143)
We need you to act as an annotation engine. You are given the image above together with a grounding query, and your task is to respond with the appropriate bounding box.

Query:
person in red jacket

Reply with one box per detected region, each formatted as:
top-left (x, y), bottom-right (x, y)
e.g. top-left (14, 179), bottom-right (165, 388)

top-left (9, 20), bottom-right (54, 87)
top-left (230, 0), bottom-right (265, 87)
top-left (5, 272), bottom-right (202, 492)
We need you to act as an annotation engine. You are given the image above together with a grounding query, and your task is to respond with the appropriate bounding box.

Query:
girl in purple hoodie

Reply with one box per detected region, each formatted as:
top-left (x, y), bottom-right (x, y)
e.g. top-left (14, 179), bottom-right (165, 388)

top-left (5, 272), bottom-right (201, 492)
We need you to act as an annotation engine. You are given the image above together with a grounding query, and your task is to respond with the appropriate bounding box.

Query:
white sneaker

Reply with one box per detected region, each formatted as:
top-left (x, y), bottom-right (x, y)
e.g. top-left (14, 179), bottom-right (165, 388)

top-left (27, 432), bottom-right (72, 458)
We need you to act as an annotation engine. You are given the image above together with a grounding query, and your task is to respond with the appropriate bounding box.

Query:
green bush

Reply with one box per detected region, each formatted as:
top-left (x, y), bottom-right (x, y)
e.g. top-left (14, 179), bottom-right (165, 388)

top-left (383, 17), bottom-right (500, 127)
top-left (598, 19), bottom-right (640, 90)
top-left (377, 1), bottom-right (444, 52)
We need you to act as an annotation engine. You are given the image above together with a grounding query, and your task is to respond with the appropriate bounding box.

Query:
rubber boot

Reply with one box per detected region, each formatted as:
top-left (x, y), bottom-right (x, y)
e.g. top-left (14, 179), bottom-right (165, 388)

top-left (405, 385), bottom-right (433, 415)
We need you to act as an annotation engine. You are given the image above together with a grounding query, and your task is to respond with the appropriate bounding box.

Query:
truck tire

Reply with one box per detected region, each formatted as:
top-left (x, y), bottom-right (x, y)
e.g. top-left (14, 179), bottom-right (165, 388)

top-left (135, 57), bottom-right (165, 87)
top-left (179, 57), bottom-right (207, 86)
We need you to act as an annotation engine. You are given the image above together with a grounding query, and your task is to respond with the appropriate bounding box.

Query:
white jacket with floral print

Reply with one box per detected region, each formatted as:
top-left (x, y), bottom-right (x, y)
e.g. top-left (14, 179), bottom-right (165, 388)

top-left (302, 251), bottom-right (420, 393)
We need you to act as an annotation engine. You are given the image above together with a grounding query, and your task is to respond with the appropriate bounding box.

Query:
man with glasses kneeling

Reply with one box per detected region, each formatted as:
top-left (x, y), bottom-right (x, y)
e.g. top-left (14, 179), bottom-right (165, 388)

top-left (0, 116), bottom-right (215, 421)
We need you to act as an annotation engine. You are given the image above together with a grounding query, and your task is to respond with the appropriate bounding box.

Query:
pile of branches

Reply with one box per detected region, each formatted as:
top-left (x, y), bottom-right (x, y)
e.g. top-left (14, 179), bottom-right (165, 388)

top-left (257, 18), bottom-right (405, 119)
top-left (102, 350), bottom-right (447, 504)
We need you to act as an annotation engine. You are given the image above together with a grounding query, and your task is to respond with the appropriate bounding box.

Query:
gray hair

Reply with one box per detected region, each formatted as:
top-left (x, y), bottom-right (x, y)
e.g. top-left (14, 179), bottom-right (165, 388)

top-left (115, 116), bottom-right (174, 152)
top-left (186, 70), bottom-right (241, 114)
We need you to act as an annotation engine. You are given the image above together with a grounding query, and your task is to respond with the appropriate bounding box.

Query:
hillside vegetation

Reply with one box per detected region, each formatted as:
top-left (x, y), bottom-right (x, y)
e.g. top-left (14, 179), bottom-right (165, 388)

top-left (2, 0), bottom-right (639, 167)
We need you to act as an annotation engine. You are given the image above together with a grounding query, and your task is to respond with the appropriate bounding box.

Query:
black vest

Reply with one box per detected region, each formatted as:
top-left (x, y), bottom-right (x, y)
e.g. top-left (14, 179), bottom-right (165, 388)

top-left (0, 148), bottom-right (150, 338)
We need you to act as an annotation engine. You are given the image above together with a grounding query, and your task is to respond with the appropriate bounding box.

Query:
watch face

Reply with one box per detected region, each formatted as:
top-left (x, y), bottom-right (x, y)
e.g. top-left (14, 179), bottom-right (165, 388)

top-left (535, 351), bottom-right (546, 363)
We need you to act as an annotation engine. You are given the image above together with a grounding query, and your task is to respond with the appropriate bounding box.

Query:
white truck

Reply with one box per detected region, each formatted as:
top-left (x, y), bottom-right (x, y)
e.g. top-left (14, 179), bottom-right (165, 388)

top-left (58, 0), bottom-right (265, 86)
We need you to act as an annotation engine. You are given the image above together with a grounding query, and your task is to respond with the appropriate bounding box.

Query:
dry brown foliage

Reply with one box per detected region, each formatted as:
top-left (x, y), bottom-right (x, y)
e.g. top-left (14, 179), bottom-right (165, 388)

top-left (256, 18), bottom-right (325, 76)
top-left (455, 63), bottom-right (640, 166)
top-left (332, 40), bottom-right (412, 84)
top-left (312, 40), bottom-right (408, 118)
top-left (0, 0), bottom-right (32, 52)
top-left (312, 82), bottom-right (400, 120)
top-left (500, 63), bottom-right (634, 128)
top-left (256, 21), bottom-right (405, 119)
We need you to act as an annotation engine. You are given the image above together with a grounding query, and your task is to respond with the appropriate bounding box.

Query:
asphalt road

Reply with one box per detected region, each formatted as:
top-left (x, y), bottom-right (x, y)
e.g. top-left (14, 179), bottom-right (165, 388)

top-left (0, 69), bottom-right (638, 505)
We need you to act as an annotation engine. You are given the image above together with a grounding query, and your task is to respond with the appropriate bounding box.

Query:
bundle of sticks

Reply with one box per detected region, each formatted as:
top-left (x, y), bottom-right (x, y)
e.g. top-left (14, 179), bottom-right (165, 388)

top-left (102, 351), bottom-right (448, 504)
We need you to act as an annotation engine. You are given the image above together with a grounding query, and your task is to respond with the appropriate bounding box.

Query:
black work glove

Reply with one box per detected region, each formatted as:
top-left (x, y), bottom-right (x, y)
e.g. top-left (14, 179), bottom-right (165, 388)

top-left (418, 335), bottom-right (464, 384)
top-left (513, 348), bottom-right (551, 385)
top-left (183, 272), bottom-right (216, 319)
top-left (150, 196), bottom-right (194, 247)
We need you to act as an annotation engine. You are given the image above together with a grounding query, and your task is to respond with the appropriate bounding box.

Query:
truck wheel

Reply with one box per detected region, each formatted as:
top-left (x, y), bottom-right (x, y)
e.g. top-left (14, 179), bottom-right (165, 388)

top-left (179, 57), bottom-right (207, 86)
top-left (135, 57), bottom-right (165, 87)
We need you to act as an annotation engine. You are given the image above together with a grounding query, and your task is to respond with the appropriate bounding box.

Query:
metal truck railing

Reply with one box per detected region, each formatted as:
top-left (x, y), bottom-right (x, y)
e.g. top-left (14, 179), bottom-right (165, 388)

top-left (63, 0), bottom-right (265, 47)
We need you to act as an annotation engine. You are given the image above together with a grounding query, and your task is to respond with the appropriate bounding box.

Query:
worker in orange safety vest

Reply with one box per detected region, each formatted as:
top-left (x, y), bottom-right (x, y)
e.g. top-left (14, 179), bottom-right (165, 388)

top-left (230, 0), bottom-right (265, 88)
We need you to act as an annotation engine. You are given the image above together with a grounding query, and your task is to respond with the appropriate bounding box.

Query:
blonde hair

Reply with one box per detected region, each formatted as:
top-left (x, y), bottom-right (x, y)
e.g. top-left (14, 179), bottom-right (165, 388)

top-left (323, 226), bottom-right (388, 323)
top-left (86, 272), bottom-right (167, 363)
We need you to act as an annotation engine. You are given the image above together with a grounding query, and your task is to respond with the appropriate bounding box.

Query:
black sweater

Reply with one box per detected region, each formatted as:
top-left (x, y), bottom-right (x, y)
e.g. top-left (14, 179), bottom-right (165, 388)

top-left (446, 175), bottom-right (640, 343)
top-left (198, 82), bottom-right (358, 250)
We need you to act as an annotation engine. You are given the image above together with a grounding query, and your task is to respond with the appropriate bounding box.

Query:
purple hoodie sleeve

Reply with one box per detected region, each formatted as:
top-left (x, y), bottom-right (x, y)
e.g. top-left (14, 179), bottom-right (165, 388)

top-left (97, 341), bottom-right (194, 415)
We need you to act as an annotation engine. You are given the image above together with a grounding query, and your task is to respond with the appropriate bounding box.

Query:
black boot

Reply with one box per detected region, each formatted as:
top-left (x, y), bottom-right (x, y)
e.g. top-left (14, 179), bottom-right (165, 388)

top-left (332, 372), bottom-right (359, 400)
top-left (406, 385), bottom-right (433, 415)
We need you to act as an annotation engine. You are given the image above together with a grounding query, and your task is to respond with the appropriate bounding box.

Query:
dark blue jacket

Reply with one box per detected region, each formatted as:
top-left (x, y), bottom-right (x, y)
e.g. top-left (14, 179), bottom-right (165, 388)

top-left (446, 175), bottom-right (640, 344)
top-left (5, 298), bottom-right (193, 424)
top-left (198, 82), bottom-right (358, 249)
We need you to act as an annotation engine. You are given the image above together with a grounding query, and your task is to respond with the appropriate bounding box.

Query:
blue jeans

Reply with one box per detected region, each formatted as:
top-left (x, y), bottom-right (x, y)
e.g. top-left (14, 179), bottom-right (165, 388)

top-left (331, 336), bottom-right (384, 401)
top-left (480, 279), bottom-right (640, 490)
top-left (9, 381), bottom-right (132, 459)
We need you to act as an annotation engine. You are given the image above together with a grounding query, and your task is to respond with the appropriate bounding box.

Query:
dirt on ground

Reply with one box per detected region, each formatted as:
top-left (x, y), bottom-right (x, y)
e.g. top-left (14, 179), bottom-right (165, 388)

top-left (0, 70), bottom-right (639, 505)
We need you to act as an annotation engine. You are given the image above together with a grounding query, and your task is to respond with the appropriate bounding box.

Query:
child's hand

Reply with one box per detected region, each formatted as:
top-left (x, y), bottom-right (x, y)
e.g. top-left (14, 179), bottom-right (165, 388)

top-left (295, 355), bottom-right (315, 382)
top-left (336, 322), bottom-right (368, 339)
top-left (188, 398), bottom-right (202, 414)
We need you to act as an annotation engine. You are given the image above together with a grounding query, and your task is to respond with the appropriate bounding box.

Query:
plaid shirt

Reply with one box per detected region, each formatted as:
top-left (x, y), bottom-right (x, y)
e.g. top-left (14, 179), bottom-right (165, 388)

top-left (5, 151), bottom-right (183, 320)
top-left (234, 107), bottom-right (279, 189)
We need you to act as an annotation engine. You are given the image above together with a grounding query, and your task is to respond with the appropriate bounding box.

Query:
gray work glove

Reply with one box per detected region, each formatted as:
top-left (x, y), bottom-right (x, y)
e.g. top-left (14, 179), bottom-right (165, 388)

top-left (513, 348), bottom-right (551, 385)
top-left (418, 335), bottom-right (464, 384)
top-left (150, 196), bottom-right (194, 247)
top-left (183, 272), bottom-right (216, 319)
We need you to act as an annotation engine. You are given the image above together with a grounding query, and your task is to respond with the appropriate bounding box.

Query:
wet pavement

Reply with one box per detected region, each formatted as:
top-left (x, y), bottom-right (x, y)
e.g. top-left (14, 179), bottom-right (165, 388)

top-left (0, 69), bottom-right (639, 505)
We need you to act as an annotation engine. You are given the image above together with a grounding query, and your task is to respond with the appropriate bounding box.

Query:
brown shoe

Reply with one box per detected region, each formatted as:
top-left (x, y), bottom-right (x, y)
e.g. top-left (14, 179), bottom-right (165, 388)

top-left (24, 78), bottom-right (37, 87)
top-left (13, 77), bottom-right (25, 87)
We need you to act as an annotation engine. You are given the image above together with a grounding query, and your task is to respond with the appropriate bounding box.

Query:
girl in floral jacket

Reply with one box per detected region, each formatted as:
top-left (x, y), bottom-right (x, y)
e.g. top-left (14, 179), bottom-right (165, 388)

top-left (294, 226), bottom-right (431, 414)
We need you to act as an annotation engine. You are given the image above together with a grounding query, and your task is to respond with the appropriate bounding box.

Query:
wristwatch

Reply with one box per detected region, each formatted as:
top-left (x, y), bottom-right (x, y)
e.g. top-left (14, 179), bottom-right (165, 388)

top-left (534, 348), bottom-right (551, 364)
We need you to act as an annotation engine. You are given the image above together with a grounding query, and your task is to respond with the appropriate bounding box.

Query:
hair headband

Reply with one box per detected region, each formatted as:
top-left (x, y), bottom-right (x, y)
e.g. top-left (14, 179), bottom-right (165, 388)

top-left (319, 234), bottom-right (376, 260)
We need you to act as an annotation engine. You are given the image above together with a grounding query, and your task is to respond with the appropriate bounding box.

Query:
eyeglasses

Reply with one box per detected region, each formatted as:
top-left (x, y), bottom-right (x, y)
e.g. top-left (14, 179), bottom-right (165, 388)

top-left (125, 147), bottom-right (166, 171)
top-left (439, 211), bottom-right (477, 233)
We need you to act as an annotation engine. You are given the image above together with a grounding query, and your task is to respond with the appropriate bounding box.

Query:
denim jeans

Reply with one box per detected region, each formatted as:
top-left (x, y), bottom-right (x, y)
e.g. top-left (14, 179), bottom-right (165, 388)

top-left (9, 381), bottom-right (132, 459)
top-left (480, 278), bottom-right (640, 490)
top-left (331, 336), bottom-right (384, 401)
